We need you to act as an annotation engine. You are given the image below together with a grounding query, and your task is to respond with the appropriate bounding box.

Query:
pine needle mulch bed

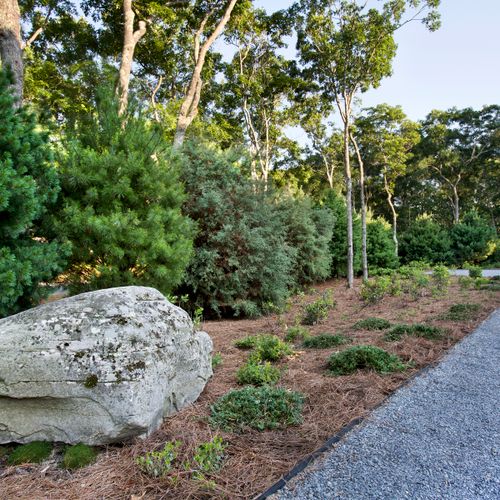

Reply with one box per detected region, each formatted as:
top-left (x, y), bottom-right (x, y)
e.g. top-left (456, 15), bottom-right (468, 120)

top-left (1, 279), bottom-right (499, 500)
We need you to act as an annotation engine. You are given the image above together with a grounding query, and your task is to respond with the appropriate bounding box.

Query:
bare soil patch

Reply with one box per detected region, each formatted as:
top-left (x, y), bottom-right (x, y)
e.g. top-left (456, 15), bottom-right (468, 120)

top-left (1, 278), bottom-right (499, 499)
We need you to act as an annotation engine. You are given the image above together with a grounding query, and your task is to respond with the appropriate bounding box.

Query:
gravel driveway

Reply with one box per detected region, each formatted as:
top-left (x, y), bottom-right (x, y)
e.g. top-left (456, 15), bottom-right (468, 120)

top-left (270, 309), bottom-right (500, 500)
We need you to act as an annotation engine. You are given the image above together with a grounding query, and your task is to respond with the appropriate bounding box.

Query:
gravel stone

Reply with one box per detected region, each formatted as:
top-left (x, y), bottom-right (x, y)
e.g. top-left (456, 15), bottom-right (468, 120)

top-left (272, 309), bottom-right (500, 500)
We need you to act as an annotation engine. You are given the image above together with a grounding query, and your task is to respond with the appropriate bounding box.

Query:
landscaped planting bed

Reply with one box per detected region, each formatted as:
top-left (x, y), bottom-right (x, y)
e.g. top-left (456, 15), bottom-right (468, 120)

top-left (1, 277), bottom-right (499, 499)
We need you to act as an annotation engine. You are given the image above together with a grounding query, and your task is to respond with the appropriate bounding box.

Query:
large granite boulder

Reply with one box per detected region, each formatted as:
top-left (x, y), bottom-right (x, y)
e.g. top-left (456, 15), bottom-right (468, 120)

top-left (0, 286), bottom-right (213, 445)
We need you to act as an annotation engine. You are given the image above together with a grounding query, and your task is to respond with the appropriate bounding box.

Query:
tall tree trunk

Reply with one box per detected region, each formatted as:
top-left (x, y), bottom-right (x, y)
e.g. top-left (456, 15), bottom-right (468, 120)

top-left (351, 133), bottom-right (368, 280)
top-left (343, 120), bottom-right (354, 289)
top-left (118, 0), bottom-right (147, 116)
top-left (452, 185), bottom-right (460, 223)
top-left (174, 0), bottom-right (238, 147)
top-left (0, 0), bottom-right (23, 105)
top-left (384, 172), bottom-right (398, 257)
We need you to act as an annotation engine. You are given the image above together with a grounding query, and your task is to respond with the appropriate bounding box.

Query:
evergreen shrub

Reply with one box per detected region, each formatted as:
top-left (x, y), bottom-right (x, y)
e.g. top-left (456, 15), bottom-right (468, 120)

top-left (55, 89), bottom-right (192, 294)
top-left (179, 143), bottom-right (295, 317)
top-left (450, 212), bottom-right (496, 265)
top-left (400, 218), bottom-right (452, 265)
top-left (0, 70), bottom-right (66, 317)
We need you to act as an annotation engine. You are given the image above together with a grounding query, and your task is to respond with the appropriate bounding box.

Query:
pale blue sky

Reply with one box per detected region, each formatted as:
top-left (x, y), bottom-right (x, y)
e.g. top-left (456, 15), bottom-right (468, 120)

top-left (252, 0), bottom-right (500, 121)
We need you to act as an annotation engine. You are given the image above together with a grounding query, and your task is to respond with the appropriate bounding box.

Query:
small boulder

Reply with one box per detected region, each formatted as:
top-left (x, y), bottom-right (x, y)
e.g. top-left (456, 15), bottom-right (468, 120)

top-left (0, 286), bottom-right (212, 445)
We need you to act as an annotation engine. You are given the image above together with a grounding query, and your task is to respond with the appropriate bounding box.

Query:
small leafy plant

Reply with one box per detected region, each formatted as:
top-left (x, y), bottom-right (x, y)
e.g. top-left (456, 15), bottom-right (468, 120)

top-left (191, 436), bottom-right (226, 480)
top-left (384, 323), bottom-right (445, 341)
top-left (468, 265), bottom-right (482, 279)
top-left (209, 386), bottom-right (304, 432)
top-left (303, 333), bottom-right (349, 349)
top-left (62, 443), bottom-right (98, 470)
top-left (431, 265), bottom-right (450, 296)
top-left (212, 352), bottom-right (223, 369)
top-left (301, 290), bottom-right (335, 325)
top-left (8, 442), bottom-right (53, 465)
top-left (236, 361), bottom-right (281, 386)
top-left (136, 441), bottom-right (180, 478)
top-left (328, 346), bottom-right (406, 375)
top-left (284, 325), bottom-right (310, 343)
top-left (249, 335), bottom-right (293, 362)
top-left (360, 276), bottom-right (391, 304)
top-left (353, 317), bottom-right (391, 330)
top-left (441, 303), bottom-right (481, 321)
top-left (458, 276), bottom-right (473, 290)
top-left (234, 335), bottom-right (259, 349)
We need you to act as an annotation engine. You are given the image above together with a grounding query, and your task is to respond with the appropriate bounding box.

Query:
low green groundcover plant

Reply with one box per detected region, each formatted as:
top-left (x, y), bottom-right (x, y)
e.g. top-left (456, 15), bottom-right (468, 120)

top-left (303, 333), bottom-right (349, 349)
top-left (284, 325), bottom-right (310, 343)
top-left (236, 361), bottom-right (281, 386)
top-left (234, 335), bottom-right (258, 349)
top-left (328, 346), bottom-right (406, 375)
top-left (353, 318), bottom-right (391, 330)
top-left (441, 303), bottom-right (481, 321)
top-left (62, 443), bottom-right (98, 470)
top-left (209, 386), bottom-right (304, 432)
top-left (8, 441), bottom-right (52, 465)
top-left (384, 323), bottom-right (445, 341)
top-left (136, 437), bottom-right (226, 480)
top-left (136, 441), bottom-right (180, 478)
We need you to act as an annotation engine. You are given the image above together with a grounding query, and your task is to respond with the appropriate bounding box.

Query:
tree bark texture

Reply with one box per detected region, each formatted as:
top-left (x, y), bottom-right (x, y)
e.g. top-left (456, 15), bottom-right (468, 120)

top-left (118, 0), bottom-right (147, 116)
top-left (174, 0), bottom-right (238, 147)
top-left (351, 133), bottom-right (368, 280)
top-left (343, 120), bottom-right (354, 289)
top-left (384, 172), bottom-right (399, 257)
top-left (0, 0), bottom-right (23, 105)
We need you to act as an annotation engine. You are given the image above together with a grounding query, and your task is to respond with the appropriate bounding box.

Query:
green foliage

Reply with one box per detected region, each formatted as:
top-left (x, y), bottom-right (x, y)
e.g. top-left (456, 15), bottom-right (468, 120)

top-left (431, 265), bottom-right (450, 296)
top-left (8, 441), bottom-right (52, 465)
top-left (458, 276), bottom-right (473, 290)
top-left (136, 437), bottom-right (226, 481)
top-left (467, 265), bottom-right (483, 279)
top-left (55, 88), bottom-right (193, 294)
top-left (450, 212), bottom-right (496, 265)
top-left (284, 325), bottom-right (310, 343)
top-left (322, 191), bottom-right (361, 277)
top-left (301, 290), bottom-right (335, 325)
top-left (0, 70), bottom-right (67, 318)
top-left (62, 444), bottom-right (97, 470)
top-left (136, 441), bottom-right (180, 478)
top-left (212, 353), bottom-right (223, 370)
top-left (328, 346), bottom-right (406, 375)
top-left (192, 436), bottom-right (226, 478)
top-left (353, 318), bottom-right (392, 330)
top-left (400, 218), bottom-right (452, 265)
top-left (278, 195), bottom-right (334, 286)
top-left (366, 218), bottom-right (399, 272)
top-left (441, 303), bottom-right (481, 321)
top-left (234, 336), bottom-right (259, 350)
top-left (384, 323), bottom-right (445, 341)
top-left (399, 264), bottom-right (430, 299)
top-left (236, 361), bottom-right (281, 386)
top-left (249, 335), bottom-right (293, 362)
top-left (179, 143), bottom-right (295, 318)
top-left (360, 276), bottom-right (391, 304)
top-left (209, 386), bottom-right (304, 432)
top-left (303, 333), bottom-right (348, 349)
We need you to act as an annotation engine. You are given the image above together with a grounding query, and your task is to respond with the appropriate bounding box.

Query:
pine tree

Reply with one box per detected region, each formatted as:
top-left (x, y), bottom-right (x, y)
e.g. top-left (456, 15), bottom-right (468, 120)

top-left (55, 89), bottom-right (193, 293)
top-left (0, 69), bottom-right (66, 317)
